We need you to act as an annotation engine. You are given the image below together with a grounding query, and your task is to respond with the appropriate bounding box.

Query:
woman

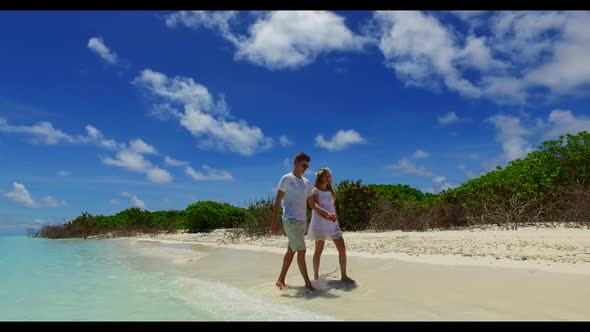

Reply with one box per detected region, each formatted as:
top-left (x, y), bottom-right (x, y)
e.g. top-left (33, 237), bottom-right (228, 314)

top-left (307, 167), bottom-right (355, 283)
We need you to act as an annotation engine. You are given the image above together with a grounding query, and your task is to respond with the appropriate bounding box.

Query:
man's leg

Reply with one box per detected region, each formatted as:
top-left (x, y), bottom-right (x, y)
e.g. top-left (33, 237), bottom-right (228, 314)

top-left (282, 218), bottom-right (314, 291)
top-left (296, 250), bottom-right (315, 291)
top-left (276, 246), bottom-right (295, 289)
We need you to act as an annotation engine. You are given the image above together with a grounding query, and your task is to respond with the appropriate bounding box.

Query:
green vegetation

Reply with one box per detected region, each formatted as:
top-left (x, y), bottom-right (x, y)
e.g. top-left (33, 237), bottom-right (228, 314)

top-left (184, 201), bottom-right (246, 232)
top-left (36, 131), bottom-right (590, 239)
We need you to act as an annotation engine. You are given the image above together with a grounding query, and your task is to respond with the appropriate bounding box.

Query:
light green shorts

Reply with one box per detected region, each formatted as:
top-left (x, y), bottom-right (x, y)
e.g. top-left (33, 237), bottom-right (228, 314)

top-left (283, 217), bottom-right (306, 251)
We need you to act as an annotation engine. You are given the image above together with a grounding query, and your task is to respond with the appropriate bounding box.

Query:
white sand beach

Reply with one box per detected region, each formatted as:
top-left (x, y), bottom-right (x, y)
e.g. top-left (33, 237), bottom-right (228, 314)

top-left (120, 226), bottom-right (590, 320)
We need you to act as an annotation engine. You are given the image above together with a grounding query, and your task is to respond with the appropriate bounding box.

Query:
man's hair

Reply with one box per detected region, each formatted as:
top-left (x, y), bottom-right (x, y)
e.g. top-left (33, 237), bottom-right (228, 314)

top-left (293, 152), bottom-right (311, 164)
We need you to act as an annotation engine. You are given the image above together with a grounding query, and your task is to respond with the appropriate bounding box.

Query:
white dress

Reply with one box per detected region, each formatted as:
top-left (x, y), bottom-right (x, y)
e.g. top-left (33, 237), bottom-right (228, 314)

top-left (307, 188), bottom-right (342, 240)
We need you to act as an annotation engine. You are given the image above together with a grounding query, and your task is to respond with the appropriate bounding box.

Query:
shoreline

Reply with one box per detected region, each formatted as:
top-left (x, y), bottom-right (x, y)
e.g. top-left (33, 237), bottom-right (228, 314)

top-left (119, 225), bottom-right (590, 276)
top-left (117, 227), bottom-right (590, 320)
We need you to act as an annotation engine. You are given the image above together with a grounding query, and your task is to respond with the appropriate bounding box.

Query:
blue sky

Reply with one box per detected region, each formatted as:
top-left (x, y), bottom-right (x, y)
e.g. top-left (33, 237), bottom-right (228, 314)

top-left (1, 11), bottom-right (590, 233)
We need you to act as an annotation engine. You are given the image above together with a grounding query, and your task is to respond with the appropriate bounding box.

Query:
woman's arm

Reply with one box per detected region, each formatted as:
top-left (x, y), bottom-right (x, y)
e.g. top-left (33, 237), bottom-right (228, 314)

top-left (308, 193), bottom-right (332, 219)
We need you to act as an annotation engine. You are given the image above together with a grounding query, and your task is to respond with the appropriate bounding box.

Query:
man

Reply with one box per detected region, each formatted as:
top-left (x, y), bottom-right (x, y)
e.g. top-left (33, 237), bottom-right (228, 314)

top-left (271, 152), bottom-right (317, 292)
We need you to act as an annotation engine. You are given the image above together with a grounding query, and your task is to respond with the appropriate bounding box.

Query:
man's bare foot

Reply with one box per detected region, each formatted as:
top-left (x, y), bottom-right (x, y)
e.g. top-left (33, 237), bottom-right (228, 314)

top-left (305, 284), bottom-right (316, 292)
top-left (341, 276), bottom-right (355, 283)
top-left (275, 281), bottom-right (286, 290)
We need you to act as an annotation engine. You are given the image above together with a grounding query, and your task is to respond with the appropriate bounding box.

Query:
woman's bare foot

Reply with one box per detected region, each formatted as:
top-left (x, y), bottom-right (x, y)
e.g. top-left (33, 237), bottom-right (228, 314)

top-left (313, 275), bottom-right (319, 281)
top-left (341, 276), bottom-right (355, 283)
top-left (275, 281), bottom-right (286, 290)
top-left (305, 283), bottom-right (316, 292)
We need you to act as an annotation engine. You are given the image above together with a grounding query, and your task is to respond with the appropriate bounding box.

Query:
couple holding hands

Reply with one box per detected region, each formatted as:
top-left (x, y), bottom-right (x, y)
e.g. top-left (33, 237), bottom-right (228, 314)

top-left (271, 152), bottom-right (355, 292)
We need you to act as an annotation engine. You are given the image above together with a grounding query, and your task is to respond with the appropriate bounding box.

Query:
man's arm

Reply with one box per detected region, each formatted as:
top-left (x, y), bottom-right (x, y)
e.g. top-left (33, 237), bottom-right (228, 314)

top-left (271, 190), bottom-right (285, 234)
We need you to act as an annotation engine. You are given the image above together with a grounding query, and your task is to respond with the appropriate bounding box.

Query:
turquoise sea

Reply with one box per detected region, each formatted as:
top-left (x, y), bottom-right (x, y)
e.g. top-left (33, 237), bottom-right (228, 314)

top-left (0, 234), bottom-right (332, 321)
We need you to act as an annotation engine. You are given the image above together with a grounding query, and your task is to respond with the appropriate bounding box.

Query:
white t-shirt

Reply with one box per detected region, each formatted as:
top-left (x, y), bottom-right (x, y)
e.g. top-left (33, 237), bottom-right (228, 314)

top-left (277, 172), bottom-right (312, 221)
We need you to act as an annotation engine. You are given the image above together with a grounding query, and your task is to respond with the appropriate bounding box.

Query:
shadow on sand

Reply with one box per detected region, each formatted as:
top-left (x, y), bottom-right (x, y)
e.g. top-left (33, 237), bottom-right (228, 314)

top-left (279, 277), bottom-right (357, 300)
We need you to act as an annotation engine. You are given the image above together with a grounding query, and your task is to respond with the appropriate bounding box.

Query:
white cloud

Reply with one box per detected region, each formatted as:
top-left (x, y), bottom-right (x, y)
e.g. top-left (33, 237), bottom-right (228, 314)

top-left (84, 125), bottom-right (120, 150)
top-left (373, 11), bottom-right (482, 99)
top-left (120, 191), bottom-right (145, 209)
top-left (101, 150), bottom-right (152, 172)
top-left (488, 11), bottom-right (590, 100)
top-left (57, 170), bottom-right (70, 177)
top-left (165, 11), bottom-right (368, 70)
top-left (185, 165), bottom-right (233, 181)
top-left (164, 156), bottom-right (188, 167)
top-left (543, 109), bottom-right (590, 140)
top-left (214, 94), bottom-right (231, 118)
top-left (234, 11), bottom-right (368, 69)
top-left (433, 176), bottom-right (446, 185)
top-left (165, 10), bottom-right (239, 44)
top-left (146, 167), bottom-right (173, 183)
top-left (480, 76), bottom-right (528, 105)
top-left (0, 119), bottom-right (119, 150)
top-left (283, 157), bottom-right (291, 171)
top-left (487, 114), bottom-right (533, 162)
top-left (523, 13), bottom-right (590, 95)
top-left (427, 175), bottom-right (457, 194)
top-left (450, 11), bottom-right (487, 22)
top-left (110, 199), bottom-right (120, 205)
top-left (0, 118), bottom-right (76, 145)
top-left (132, 69), bottom-right (213, 109)
top-left (490, 11), bottom-right (568, 64)
top-left (96, 135), bottom-right (172, 184)
top-left (39, 196), bottom-right (67, 208)
top-left (315, 129), bottom-right (366, 151)
top-left (131, 196), bottom-right (145, 209)
top-left (133, 69), bottom-right (273, 156)
top-left (149, 103), bottom-right (182, 121)
top-left (165, 10), bottom-right (237, 28)
top-left (101, 149), bottom-right (173, 184)
top-left (100, 138), bottom-right (121, 150)
top-left (4, 182), bottom-right (35, 207)
top-left (82, 126), bottom-right (172, 184)
top-left (456, 35), bottom-right (506, 72)
top-left (182, 107), bottom-right (274, 155)
top-left (437, 112), bottom-right (460, 125)
top-left (165, 11), bottom-right (590, 104)
top-left (78, 126), bottom-right (172, 184)
top-left (0, 118), bottom-right (172, 184)
top-left (129, 139), bottom-right (157, 155)
top-left (482, 109), bottom-right (589, 168)
top-left (279, 135), bottom-right (292, 146)
top-left (458, 164), bottom-right (477, 179)
top-left (386, 158), bottom-right (433, 177)
top-left (87, 36), bottom-right (118, 64)
top-left (164, 11), bottom-right (590, 103)
top-left (85, 125), bottom-right (101, 139)
top-left (480, 109), bottom-right (567, 172)
top-left (3, 182), bottom-right (67, 208)
top-left (412, 150), bottom-right (429, 159)
top-left (370, 11), bottom-right (590, 105)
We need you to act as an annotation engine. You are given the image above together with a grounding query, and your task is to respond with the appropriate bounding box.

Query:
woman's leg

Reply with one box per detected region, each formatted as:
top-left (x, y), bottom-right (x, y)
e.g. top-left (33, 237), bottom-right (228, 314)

top-left (313, 240), bottom-right (325, 280)
top-left (333, 237), bottom-right (355, 282)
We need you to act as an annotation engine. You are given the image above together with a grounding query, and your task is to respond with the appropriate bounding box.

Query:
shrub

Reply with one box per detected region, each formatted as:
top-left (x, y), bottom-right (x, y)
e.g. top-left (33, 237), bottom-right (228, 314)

top-left (184, 201), bottom-right (246, 232)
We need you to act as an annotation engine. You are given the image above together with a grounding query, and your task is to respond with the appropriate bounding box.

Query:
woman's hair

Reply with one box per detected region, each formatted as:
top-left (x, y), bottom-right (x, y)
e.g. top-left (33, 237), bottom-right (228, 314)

top-left (314, 167), bottom-right (336, 200)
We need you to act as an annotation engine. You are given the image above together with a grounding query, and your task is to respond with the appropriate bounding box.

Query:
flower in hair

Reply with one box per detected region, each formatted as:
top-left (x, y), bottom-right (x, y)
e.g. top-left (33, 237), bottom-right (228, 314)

top-left (315, 167), bottom-right (331, 176)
